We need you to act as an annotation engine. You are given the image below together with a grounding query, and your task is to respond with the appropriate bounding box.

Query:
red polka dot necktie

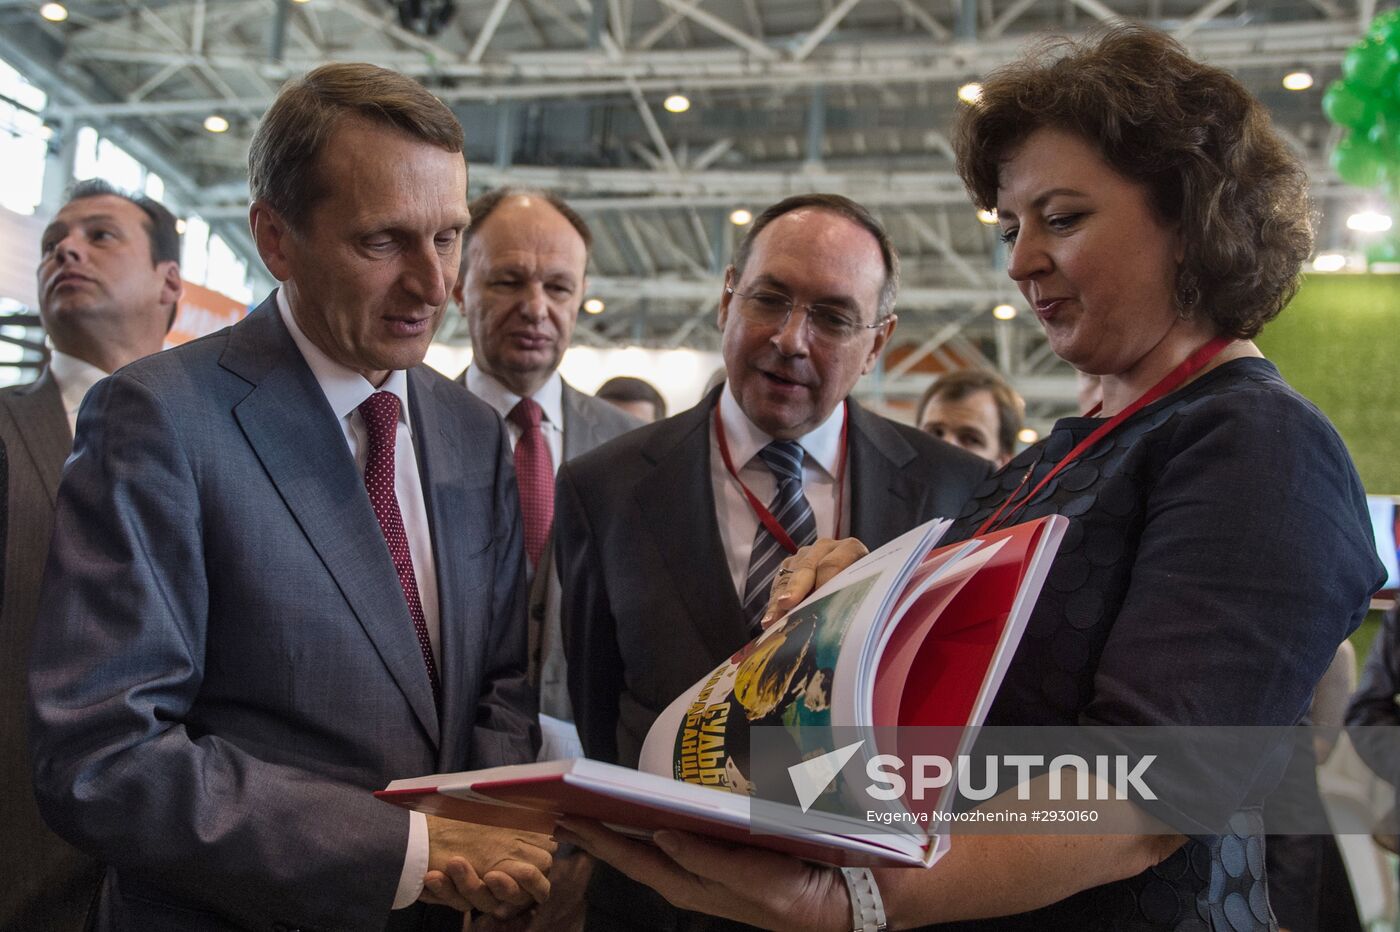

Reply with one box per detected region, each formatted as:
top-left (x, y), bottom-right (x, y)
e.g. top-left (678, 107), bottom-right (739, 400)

top-left (508, 397), bottom-right (555, 568)
top-left (358, 391), bottom-right (440, 704)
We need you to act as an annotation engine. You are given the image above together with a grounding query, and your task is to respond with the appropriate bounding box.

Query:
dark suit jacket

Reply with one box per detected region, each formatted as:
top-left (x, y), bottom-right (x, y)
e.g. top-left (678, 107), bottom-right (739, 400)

top-left (0, 371), bottom-right (105, 932)
top-left (28, 297), bottom-right (537, 932)
top-left (555, 388), bottom-right (987, 930)
top-left (558, 387), bottom-right (989, 767)
top-left (534, 383), bottom-right (640, 718)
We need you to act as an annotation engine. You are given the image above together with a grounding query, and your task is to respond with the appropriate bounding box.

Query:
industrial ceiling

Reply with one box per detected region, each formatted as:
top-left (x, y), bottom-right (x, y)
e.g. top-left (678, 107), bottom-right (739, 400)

top-left (0, 0), bottom-right (1380, 419)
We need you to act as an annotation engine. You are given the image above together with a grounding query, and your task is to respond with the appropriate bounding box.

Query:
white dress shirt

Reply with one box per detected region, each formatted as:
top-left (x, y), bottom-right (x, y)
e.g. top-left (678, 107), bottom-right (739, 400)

top-left (275, 289), bottom-right (437, 910)
top-left (711, 383), bottom-right (850, 598)
top-left (47, 350), bottom-right (110, 435)
top-left (465, 367), bottom-right (565, 476)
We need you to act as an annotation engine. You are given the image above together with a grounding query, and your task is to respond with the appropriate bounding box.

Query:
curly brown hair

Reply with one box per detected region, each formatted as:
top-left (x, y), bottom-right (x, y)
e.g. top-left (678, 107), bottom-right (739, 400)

top-left (954, 24), bottom-right (1313, 339)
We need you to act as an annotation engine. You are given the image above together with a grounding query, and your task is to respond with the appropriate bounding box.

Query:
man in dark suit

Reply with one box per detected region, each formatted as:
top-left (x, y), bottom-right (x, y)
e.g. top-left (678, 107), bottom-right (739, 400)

top-left (453, 189), bottom-right (639, 932)
top-left (28, 63), bottom-right (551, 932)
top-left (0, 178), bottom-right (181, 932)
top-left (555, 193), bottom-right (989, 930)
top-left (453, 188), bottom-right (640, 756)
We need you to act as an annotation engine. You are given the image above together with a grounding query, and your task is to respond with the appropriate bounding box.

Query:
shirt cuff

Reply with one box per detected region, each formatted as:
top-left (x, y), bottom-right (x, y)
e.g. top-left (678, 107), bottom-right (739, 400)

top-left (393, 810), bottom-right (429, 909)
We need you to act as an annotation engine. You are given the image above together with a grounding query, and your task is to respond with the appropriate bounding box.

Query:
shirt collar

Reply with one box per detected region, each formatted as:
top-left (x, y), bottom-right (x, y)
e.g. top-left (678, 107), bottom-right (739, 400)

top-left (47, 350), bottom-right (109, 417)
top-left (276, 287), bottom-right (412, 428)
top-left (717, 381), bottom-right (846, 478)
top-left (466, 365), bottom-right (564, 429)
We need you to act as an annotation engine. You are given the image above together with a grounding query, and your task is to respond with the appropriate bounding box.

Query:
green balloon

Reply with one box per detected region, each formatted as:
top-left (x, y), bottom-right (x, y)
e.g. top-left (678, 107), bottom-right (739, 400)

top-left (1343, 39), bottom-right (1400, 90)
top-left (1368, 117), bottom-right (1400, 159)
top-left (1369, 9), bottom-right (1400, 44)
top-left (1367, 119), bottom-right (1391, 150)
top-left (1375, 20), bottom-right (1400, 47)
top-left (1323, 81), bottom-right (1372, 129)
top-left (1333, 135), bottom-right (1386, 187)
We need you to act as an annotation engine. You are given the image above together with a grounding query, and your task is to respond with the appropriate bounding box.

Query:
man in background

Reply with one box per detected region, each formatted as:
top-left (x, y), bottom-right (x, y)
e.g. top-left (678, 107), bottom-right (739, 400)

top-left (454, 188), bottom-right (640, 932)
top-left (596, 375), bottom-right (667, 423)
top-left (28, 64), bottom-right (550, 932)
top-left (915, 368), bottom-right (1024, 468)
top-left (0, 178), bottom-right (181, 932)
top-left (555, 193), bottom-right (989, 931)
top-left (454, 187), bottom-right (640, 754)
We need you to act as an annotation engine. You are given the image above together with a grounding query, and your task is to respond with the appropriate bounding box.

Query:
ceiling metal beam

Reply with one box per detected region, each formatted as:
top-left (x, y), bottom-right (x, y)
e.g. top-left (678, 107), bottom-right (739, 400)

top-left (650, 0), bottom-right (778, 59)
top-left (49, 19), bottom-right (1357, 115)
top-left (885, 305), bottom-right (987, 378)
top-left (793, 0), bottom-right (864, 62)
top-left (585, 275), bottom-right (1002, 309)
top-left (188, 153), bottom-right (1353, 221)
top-left (1173, 0), bottom-right (1239, 40)
top-left (1068, 0), bottom-right (1124, 24)
top-left (468, 0), bottom-right (515, 62)
top-left (889, 0), bottom-right (950, 39)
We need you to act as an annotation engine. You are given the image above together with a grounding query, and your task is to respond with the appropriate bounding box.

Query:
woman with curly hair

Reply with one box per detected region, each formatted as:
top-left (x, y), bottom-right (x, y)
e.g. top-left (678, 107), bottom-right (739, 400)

top-left (559, 24), bottom-right (1383, 931)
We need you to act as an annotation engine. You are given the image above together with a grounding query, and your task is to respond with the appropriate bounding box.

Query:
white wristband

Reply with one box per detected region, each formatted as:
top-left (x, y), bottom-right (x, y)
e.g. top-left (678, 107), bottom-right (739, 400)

top-left (840, 867), bottom-right (888, 932)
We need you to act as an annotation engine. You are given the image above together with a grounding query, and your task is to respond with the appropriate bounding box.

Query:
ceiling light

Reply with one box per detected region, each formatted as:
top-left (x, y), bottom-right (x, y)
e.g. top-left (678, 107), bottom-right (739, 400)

top-left (1312, 253), bottom-right (1347, 272)
top-left (291, 0), bottom-right (312, 4)
top-left (976, 208), bottom-right (997, 225)
top-left (1282, 70), bottom-right (1313, 91)
top-left (1017, 428), bottom-right (1039, 444)
top-left (1347, 210), bottom-right (1393, 233)
top-left (957, 82), bottom-right (983, 104)
top-left (992, 303), bottom-right (1017, 320)
top-left (663, 94), bottom-right (691, 114)
top-left (203, 114), bottom-right (230, 133)
top-left (583, 298), bottom-right (605, 314)
top-left (39, 2), bottom-right (67, 21)
top-left (175, 219), bottom-right (187, 234)
top-left (729, 208), bottom-right (753, 226)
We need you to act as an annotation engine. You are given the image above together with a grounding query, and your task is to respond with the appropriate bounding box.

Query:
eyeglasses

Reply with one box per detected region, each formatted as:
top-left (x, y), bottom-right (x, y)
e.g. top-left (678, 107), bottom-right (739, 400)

top-left (726, 287), bottom-right (890, 344)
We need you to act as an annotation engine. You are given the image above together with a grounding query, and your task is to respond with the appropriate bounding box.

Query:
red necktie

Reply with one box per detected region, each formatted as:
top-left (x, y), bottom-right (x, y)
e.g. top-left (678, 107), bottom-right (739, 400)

top-left (358, 391), bottom-right (440, 703)
top-left (508, 397), bottom-right (554, 567)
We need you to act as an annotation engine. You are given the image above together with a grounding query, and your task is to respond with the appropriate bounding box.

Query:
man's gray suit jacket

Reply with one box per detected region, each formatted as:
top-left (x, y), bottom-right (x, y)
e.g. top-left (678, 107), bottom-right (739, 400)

top-left (555, 386), bottom-right (989, 931)
top-left (27, 296), bottom-right (537, 932)
top-left (0, 371), bottom-right (104, 932)
top-left (456, 370), bottom-right (640, 718)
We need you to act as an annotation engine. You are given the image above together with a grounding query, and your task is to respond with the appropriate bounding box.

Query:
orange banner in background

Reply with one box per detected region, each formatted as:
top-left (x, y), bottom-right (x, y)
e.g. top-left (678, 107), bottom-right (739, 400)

top-left (166, 281), bottom-right (249, 347)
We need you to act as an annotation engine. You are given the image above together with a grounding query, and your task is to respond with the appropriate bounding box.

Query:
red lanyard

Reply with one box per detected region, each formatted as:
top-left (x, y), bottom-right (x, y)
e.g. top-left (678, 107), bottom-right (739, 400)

top-left (976, 335), bottom-right (1234, 536)
top-left (714, 401), bottom-right (848, 553)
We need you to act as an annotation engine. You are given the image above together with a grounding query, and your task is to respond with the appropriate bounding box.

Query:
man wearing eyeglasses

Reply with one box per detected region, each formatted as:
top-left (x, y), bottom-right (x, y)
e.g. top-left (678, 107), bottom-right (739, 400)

top-left (553, 194), bottom-right (989, 931)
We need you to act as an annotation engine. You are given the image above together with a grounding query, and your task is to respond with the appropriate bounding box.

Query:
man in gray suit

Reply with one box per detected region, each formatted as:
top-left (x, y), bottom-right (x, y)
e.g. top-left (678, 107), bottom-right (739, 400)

top-left (555, 194), bottom-right (989, 931)
top-left (28, 64), bottom-right (552, 932)
top-left (0, 178), bottom-right (181, 932)
top-left (452, 188), bottom-right (640, 756)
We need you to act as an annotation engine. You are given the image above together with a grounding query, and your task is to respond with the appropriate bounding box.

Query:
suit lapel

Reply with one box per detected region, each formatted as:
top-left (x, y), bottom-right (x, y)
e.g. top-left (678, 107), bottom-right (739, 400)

top-left (223, 300), bottom-right (441, 744)
top-left (560, 382), bottom-right (600, 462)
top-left (846, 398), bottom-right (924, 547)
top-left (4, 371), bottom-right (71, 506)
top-left (408, 370), bottom-right (482, 769)
top-left (635, 390), bottom-right (749, 663)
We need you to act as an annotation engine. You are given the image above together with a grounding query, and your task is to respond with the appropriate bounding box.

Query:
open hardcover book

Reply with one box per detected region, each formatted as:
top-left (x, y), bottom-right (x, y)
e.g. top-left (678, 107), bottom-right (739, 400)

top-left (378, 514), bottom-right (1067, 868)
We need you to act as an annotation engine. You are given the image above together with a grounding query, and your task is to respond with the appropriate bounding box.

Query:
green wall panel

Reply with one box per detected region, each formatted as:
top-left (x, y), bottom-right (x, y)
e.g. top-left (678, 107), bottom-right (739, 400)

top-left (1256, 274), bottom-right (1400, 493)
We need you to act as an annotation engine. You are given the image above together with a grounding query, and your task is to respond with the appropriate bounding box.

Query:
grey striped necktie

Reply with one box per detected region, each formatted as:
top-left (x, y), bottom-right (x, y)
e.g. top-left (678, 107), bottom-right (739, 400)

top-left (741, 440), bottom-right (818, 631)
